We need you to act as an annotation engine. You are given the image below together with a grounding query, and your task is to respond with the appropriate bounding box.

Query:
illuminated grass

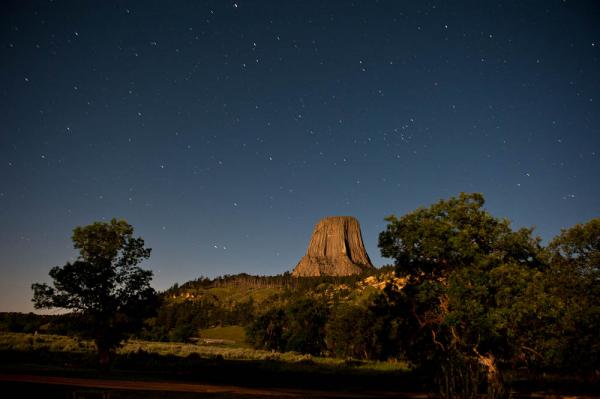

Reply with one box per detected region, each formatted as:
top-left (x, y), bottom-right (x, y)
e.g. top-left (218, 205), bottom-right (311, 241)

top-left (0, 332), bottom-right (409, 372)
top-left (0, 332), bottom-right (93, 352)
top-left (198, 325), bottom-right (247, 346)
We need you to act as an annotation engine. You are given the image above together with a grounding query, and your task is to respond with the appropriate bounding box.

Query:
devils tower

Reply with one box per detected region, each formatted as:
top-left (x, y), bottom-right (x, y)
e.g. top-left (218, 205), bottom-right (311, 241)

top-left (292, 216), bottom-right (375, 277)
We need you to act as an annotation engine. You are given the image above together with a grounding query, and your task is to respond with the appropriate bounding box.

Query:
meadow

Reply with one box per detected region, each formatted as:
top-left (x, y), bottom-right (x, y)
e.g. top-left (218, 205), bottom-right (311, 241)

top-left (0, 329), bottom-right (413, 396)
top-left (1, 331), bottom-right (599, 398)
top-left (0, 331), bottom-right (408, 371)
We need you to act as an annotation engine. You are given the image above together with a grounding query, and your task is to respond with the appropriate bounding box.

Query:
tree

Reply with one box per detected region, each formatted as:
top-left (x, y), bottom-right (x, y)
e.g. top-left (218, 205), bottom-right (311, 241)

top-left (283, 297), bottom-right (328, 355)
top-left (548, 218), bottom-right (600, 275)
top-left (168, 323), bottom-right (197, 343)
top-left (246, 307), bottom-right (287, 352)
top-left (378, 193), bottom-right (543, 398)
top-left (325, 294), bottom-right (401, 360)
top-left (32, 219), bottom-right (158, 367)
top-left (541, 218), bottom-right (600, 374)
top-left (326, 303), bottom-right (375, 359)
top-left (246, 296), bottom-right (329, 355)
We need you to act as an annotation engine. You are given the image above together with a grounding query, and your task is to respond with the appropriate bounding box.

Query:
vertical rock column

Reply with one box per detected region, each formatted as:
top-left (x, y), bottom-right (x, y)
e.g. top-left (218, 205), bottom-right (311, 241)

top-left (292, 216), bottom-right (375, 276)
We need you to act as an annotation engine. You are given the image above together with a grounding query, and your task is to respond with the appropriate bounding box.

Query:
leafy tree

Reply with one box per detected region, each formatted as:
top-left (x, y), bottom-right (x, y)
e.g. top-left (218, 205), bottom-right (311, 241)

top-left (549, 218), bottom-right (600, 275)
top-left (283, 297), bottom-right (328, 355)
top-left (246, 296), bottom-right (328, 355)
top-left (32, 219), bottom-right (158, 367)
top-left (542, 218), bottom-right (600, 373)
top-left (379, 193), bottom-right (542, 398)
top-left (246, 307), bottom-right (287, 351)
top-left (326, 304), bottom-right (372, 359)
top-left (326, 293), bottom-right (401, 360)
top-left (168, 323), bottom-right (197, 343)
top-left (228, 298), bottom-right (255, 326)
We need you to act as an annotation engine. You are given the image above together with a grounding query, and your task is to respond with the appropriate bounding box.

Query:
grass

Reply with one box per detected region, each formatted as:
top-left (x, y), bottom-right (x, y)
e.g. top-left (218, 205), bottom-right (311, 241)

top-left (0, 331), bottom-right (416, 396)
top-left (0, 332), bottom-right (95, 353)
top-left (0, 383), bottom-right (246, 399)
top-left (169, 286), bottom-right (282, 304)
top-left (244, 287), bottom-right (281, 303)
top-left (0, 331), bottom-right (409, 372)
top-left (2, 332), bottom-right (598, 397)
top-left (198, 325), bottom-right (247, 345)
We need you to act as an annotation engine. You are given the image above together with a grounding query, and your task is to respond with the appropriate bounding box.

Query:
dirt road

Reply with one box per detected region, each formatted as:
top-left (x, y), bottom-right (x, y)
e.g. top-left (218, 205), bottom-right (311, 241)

top-left (0, 373), bottom-right (422, 398)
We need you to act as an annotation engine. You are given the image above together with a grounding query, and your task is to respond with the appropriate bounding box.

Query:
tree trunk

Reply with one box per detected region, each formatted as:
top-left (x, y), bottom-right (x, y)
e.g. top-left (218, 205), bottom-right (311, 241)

top-left (96, 339), bottom-right (113, 370)
top-left (473, 349), bottom-right (507, 399)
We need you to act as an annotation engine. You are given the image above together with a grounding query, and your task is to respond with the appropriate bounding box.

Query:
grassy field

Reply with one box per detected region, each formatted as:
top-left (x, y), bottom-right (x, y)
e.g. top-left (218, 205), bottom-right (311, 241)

top-left (1, 332), bottom-right (597, 397)
top-left (0, 331), bottom-right (409, 372)
top-left (0, 331), bottom-right (95, 353)
top-left (200, 326), bottom-right (248, 346)
top-left (0, 331), bottom-right (416, 398)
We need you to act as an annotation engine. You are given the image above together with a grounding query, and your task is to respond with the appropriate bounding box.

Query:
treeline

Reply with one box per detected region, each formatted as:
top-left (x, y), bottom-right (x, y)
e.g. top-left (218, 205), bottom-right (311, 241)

top-left (0, 312), bottom-right (82, 336)
top-left (167, 272), bottom-right (373, 295)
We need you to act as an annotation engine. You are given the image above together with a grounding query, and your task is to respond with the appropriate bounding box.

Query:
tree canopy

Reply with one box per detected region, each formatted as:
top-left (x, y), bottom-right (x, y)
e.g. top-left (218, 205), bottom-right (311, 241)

top-left (379, 193), bottom-right (542, 278)
top-left (379, 193), bottom-right (544, 398)
top-left (32, 219), bottom-right (158, 366)
top-left (542, 219), bottom-right (600, 372)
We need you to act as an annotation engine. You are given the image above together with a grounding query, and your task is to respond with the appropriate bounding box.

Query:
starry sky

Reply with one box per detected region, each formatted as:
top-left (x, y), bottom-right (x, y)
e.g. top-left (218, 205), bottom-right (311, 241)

top-left (1, 1), bottom-right (599, 312)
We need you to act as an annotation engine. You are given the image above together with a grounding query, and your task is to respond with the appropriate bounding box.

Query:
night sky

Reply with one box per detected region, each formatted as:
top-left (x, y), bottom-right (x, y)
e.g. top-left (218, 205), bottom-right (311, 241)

top-left (1, 1), bottom-right (599, 312)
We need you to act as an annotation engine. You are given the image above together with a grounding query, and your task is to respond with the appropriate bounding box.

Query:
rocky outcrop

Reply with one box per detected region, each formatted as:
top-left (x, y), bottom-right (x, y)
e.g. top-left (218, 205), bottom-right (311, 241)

top-left (292, 216), bottom-right (375, 277)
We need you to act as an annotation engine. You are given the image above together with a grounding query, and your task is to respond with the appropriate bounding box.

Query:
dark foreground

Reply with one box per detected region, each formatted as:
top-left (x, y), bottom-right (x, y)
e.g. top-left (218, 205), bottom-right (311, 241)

top-left (3, 374), bottom-right (600, 399)
top-left (0, 348), bottom-right (422, 398)
top-left (0, 374), bottom-right (424, 398)
top-left (1, 349), bottom-right (599, 398)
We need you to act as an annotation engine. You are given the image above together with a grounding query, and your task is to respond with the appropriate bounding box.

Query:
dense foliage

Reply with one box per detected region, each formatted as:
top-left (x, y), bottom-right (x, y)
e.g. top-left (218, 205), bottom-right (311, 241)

top-left (141, 298), bottom-right (256, 342)
top-left (246, 297), bottom-right (329, 355)
top-left (541, 219), bottom-right (600, 373)
top-left (0, 312), bottom-right (95, 338)
top-left (325, 292), bottom-right (401, 360)
top-left (377, 193), bottom-right (599, 397)
top-left (31, 219), bottom-right (158, 366)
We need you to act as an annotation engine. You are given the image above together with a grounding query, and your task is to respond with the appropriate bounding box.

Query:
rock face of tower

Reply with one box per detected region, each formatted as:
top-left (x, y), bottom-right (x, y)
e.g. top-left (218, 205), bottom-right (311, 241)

top-left (292, 216), bottom-right (375, 277)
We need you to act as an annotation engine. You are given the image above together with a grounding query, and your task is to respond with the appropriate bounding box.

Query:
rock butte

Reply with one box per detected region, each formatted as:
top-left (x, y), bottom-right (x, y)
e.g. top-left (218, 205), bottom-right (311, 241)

top-left (292, 216), bottom-right (375, 277)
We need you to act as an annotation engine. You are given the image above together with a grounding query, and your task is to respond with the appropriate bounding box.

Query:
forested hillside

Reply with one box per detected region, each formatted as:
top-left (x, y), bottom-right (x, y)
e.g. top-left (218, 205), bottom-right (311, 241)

top-left (140, 268), bottom-right (396, 342)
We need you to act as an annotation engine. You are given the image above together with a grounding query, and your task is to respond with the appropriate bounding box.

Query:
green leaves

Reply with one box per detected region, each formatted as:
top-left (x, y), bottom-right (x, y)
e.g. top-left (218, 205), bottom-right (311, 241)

top-left (539, 218), bottom-right (600, 371)
top-left (379, 193), bottom-right (542, 281)
top-left (379, 193), bottom-right (544, 397)
top-left (378, 193), bottom-right (600, 395)
top-left (549, 218), bottom-right (600, 275)
top-left (31, 219), bottom-right (157, 366)
top-left (246, 296), bottom-right (329, 355)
